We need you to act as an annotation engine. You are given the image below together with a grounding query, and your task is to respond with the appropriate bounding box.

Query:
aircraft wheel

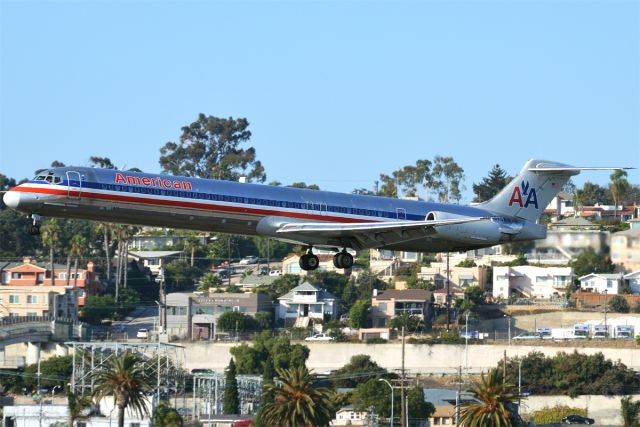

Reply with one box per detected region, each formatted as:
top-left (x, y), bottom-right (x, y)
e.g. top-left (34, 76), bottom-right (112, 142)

top-left (299, 254), bottom-right (310, 270)
top-left (333, 253), bottom-right (342, 269)
top-left (306, 254), bottom-right (320, 270)
top-left (340, 252), bottom-right (353, 269)
top-left (28, 225), bottom-right (41, 236)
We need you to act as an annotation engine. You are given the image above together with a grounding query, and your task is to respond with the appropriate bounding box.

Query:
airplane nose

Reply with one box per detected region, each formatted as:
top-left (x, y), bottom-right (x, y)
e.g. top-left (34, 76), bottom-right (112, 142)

top-left (3, 191), bottom-right (20, 209)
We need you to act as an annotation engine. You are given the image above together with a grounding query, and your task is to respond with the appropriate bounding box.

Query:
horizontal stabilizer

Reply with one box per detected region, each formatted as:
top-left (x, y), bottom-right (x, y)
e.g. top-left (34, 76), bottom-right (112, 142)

top-left (528, 166), bottom-right (634, 172)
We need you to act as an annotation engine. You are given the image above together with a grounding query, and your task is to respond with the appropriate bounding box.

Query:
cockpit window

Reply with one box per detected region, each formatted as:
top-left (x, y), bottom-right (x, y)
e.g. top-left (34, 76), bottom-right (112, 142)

top-left (45, 176), bottom-right (53, 183)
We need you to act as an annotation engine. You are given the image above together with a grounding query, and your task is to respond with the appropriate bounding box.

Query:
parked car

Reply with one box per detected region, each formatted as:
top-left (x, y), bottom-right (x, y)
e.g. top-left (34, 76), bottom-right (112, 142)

top-left (239, 256), bottom-right (258, 265)
top-left (269, 269), bottom-right (282, 276)
top-left (136, 328), bottom-right (149, 339)
top-left (191, 368), bottom-right (213, 375)
top-left (305, 333), bottom-right (335, 342)
top-left (562, 415), bottom-right (595, 425)
top-left (513, 332), bottom-right (541, 341)
top-left (459, 330), bottom-right (479, 340)
top-left (258, 266), bottom-right (269, 275)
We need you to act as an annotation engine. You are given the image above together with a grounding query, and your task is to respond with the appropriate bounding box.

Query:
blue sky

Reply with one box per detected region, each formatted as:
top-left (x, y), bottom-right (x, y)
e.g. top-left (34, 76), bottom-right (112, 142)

top-left (1, 0), bottom-right (638, 202)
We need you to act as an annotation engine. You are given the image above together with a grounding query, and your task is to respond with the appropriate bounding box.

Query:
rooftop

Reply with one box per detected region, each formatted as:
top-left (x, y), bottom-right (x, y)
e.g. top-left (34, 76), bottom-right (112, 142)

top-left (374, 289), bottom-right (433, 301)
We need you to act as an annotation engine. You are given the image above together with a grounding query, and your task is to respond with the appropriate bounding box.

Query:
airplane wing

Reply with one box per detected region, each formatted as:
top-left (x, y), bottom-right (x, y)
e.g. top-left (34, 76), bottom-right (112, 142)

top-left (274, 216), bottom-right (488, 249)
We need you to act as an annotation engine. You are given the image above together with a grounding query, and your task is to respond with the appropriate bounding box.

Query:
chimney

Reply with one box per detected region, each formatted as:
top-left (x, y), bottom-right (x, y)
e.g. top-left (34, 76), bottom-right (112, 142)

top-left (23, 256), bottom-right (31, 264)
top-left (373, 289), bottom-right (378, 297)
top-left (87, 262), bottom-right (95, 273)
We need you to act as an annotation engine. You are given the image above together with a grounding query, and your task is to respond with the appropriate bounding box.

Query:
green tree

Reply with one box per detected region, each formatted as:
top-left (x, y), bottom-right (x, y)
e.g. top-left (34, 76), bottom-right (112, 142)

top-left (67, 389), bottom-right (93, 426)
top-left (70, 234), bottom-right (87, 287)
top-left (464, 286), bottom-right (485, 306)
top-left (197, 272), bottom-right (222, 291)
top-left (230, 332), bottom-right (309, 375)
top-left (351, 378), bottom-right (393, 418)
top-left (182, 235), bottom-right (202, 267)
top-left (257, 366), bottom-right (334, 427)
top-left (575, 182), bottom-right (613, 206)
top-left (81, 294), bottom-right (116, 324)
top-left (255, 355), bottom-right (277, 427)
top-left (152, 400), bottom-right (184, 427)
top-left (356, 269), bottom-right (386, 299)
top-left (89, 156), bottom-right (117, 169)
top-left (223, 359), bottom-right (240, 414)
top-left (159, 114), bottom-right (265, 182)
top-left (349, 300), bottom-right (371, 329)
top-left (472, 164), bottom-right (510, 203)
top-left (390, 312), bottom-right (420, 332)
top-left (23, 355), bottom-right (73, 390)
top-left (610, 296), bottom-right (630, 313)
top-left (288, 182), bottom-right (320, 190)
top-left (458, 368), bottom-right (516, 427)
top-left (407, 386), bottom-right (436, 426)
top-left (92, 352), bottom-right (150, 427)
top-left (41, 218), bottom-right (61, 286)
top-left (217, 311), bottom-right (256, 333)
top-left (254, 311), bottom-right (273, 330)
top-left (570, 248), bottom-right (615, 277)
top-left (621, 396), bottom-right (640, 427)
top-left (164, 259), bottom-right (200, 290)
top-left (430, 155), bottom-right (465, 203)
top-left (330, 354), bottom-right (395, 389)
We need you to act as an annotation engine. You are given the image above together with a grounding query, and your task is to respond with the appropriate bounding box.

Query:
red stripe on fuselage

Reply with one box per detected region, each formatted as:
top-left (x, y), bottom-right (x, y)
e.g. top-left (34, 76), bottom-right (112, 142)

top-left (12, 186), bottom-right (380, 224)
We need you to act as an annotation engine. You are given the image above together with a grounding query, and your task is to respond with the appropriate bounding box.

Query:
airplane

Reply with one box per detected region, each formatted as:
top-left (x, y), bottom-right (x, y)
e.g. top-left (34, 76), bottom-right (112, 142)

top-left (2, 159), bottom-right (631, 271)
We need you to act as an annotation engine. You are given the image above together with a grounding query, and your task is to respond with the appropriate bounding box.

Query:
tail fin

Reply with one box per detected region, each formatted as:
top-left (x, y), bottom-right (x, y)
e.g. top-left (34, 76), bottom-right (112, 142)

top-left (478, 159), bottom-right (580, 222)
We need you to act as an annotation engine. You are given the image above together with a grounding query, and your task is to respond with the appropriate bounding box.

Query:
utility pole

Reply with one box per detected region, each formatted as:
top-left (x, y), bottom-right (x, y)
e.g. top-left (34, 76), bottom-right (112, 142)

top-left (446, 252), bottom-right (451, 330)
top-left (400, 326), bottom-right (406, 427)
top-left (456, 365), bottom-right (462, 426)
top-left (227, 236), bottom-right (232, 287)
top-left (503, 350), bottom-right (507, 384)
top-left (604, 289), bottom-right (608, 336)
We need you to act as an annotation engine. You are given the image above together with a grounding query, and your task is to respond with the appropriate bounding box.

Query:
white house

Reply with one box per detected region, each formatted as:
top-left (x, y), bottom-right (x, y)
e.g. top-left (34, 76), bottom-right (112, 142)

top-left (277, 281), bottom-right (339, 327)
top-left (624, 271), bottom-right (640, 294)
top-left (579, 273), bottom-right (626, 294)
top-left (330, 405), bottom-right (370, 426)
top-left (493, 266), bottom-right (574, 299)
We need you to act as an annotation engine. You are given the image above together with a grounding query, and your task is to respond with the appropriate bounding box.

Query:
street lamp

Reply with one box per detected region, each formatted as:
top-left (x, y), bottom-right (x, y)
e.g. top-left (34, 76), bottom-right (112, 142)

top-left (504, 314), bottom-right (511, 345)
top-left (378, 378), bottom-right (394, 427)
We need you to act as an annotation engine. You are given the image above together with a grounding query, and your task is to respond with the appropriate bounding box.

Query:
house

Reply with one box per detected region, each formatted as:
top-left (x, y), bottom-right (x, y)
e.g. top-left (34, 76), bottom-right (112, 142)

top-left (418, 264), bottom-right (488, 290)
top-left (423, 388), bottom-right (478, 427)
top-left (579, 273), bottom-right (625, 294)
top-left (430, 405), bottom-right (456, 426)
top-left (165, 291), bottom-right (273, 339)
top-left (282, 252), bottom-right (353, 275)
top-left (624, 271), bottom-right (640, 294)
top-left (370, 249), bottom-right (421, 276)
top-left (433, 286), bottom-right (465, 308)
top-left (369, 289), bottom-right (432, 328)
top-left (330, 405), bottom-right (370, 426)
top-left (127, 250), bottom-right (182, 276)
top-left (492, 266), bottom-right (574, 299)
top-left (610, 227), bottom-right (640, 273)
top-left (544, 191), bottom-right (575, 220)
top-left (525, 218), bottom-right (608, 265)
top-left (0, 258), bottom-right (102, 318)
top-left (277, 281), bottom-right (339, 327)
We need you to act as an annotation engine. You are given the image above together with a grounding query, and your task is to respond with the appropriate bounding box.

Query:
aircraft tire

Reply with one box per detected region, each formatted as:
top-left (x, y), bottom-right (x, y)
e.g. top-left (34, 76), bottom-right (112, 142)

top-left (28, 225), bottom-right (41, 236)
top-left (332, 253), bottom-right (342, 268)
top-left (307, 254), bottom-right (319, 270)
top-left (299, 254), bottom-right (310, 270)
top-left (340, 252), bottom-right (354, 269)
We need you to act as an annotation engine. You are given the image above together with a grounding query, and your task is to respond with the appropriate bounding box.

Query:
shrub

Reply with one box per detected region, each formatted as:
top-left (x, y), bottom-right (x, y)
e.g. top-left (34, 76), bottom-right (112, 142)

top-left (532, 405), bottom-right (587, 424)
top-left (365, 337), bottom-right (387, 344)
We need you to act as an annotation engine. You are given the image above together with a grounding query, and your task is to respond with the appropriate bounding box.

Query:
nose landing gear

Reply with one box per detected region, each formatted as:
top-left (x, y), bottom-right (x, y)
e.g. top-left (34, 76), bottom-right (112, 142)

top-left (28, 214), bottom-right (42, 236)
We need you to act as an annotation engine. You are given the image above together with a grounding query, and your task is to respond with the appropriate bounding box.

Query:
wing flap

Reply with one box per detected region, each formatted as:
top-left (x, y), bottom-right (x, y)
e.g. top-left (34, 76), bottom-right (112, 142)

top-left (276, 217), bottom-right (488, 235)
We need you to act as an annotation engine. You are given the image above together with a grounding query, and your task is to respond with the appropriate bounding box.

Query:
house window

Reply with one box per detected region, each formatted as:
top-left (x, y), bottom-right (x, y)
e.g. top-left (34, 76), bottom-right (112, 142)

top-left (27, 312), bottom-right (37, 317)
top-left (2, 271), bottom-right (9, 283)
top-left (536, 276), bottom-right (549, 284)
top-left (612, 253), bottom-right (621, 260)
top-left (11, 272), bottom-right (22, 279)
top-left (130, 424), bottom-right (140, 427)
top-left (607, 280), bottom-right (614, 288)
top-left (27, 295), bottom-right (38, 304)
top-left (36, 273), bottom-right (44, 283)
top-left (77, 423), bottom-right (87, 427)
top-left (9, 295), bottom-right (19, 304)
top-left (496, 275), bottom-right (508, 281)
top-left (378, 303), bottom-right (387, 312)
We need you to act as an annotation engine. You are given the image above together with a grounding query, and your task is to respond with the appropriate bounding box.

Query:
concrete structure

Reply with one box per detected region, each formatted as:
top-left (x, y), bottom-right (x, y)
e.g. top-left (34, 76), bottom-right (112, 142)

top-left (127, 250), bottom-right (182, 276)
top-left (369, 289), bottom-right (432, 328)
top-left (277, 281), bottom-right (338, 327)
top-left (418, 264), bottom-right (488, 290)
top-left (236, 275), bottom-right (279, 290)
top-left (611, 227), bottom-right (640, 272)
top-left (165, 291), bottom-right (272, 339)
top-left (0, 257), bottom-right (101, 309)
top-left (493, 266), bottom-right (574, 299)
top-left (579, 273), bottom-right (626, 294)
top-left (331, 405), bottom-right (370, 426)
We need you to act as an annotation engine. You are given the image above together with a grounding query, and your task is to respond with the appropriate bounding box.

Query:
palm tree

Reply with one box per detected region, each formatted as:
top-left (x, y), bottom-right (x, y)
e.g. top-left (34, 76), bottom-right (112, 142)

top-left (257, 366), bottom-right (334, 427)
top-left (152, 400), bottom-right (184, 427)
top-left (183, 235), bottom-right (201, 267)
top-left (621, 396), bottom-right (640, 427)
top-left (67, 389), bottom-right (93, 426)
top-left (70, 234), bottom-right (88, 288)
top-left (96, 222), bottom-right (114, 282)
top-left (458, 368), bottom-right (517, 427)
top-left (41, 219), bottom-right (61, 286)
top-left (610, 170), bottom-right (629, 221)
top-left (92, 351), bottom-right (151, 427)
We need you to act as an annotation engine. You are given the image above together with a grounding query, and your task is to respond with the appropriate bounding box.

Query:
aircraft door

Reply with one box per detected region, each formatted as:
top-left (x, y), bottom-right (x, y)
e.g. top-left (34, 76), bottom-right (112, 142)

top-left (396, 208), bottom-right (406, 220)
top-left (66, 171), bottom-right (82, 199)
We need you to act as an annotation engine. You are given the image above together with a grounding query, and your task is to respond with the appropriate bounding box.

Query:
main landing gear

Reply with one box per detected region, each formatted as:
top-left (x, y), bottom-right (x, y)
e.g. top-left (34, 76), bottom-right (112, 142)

top-left (28, 214), bottom-right (42, 236)
top-left (333, 250), bottom-right (353, 269)
top-left (299, 249), bottom-right (320, 271)
top-left (298, 247), bottom-right (354, 271)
